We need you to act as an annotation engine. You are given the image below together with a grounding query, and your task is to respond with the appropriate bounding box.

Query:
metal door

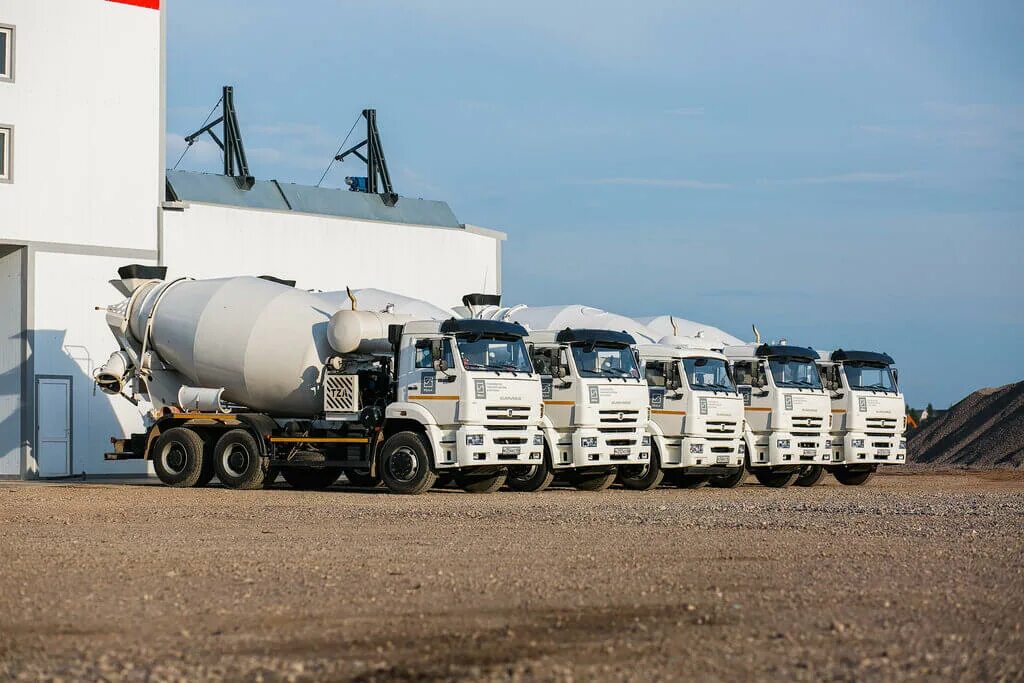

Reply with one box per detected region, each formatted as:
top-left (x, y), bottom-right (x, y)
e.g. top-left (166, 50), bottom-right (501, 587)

top-left (36, 376), bottom-right (72, 477)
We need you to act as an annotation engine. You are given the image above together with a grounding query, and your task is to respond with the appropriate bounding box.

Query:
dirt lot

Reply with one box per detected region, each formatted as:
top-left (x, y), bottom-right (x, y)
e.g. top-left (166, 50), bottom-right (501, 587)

top-left (1, 471), bottom-right (1022, 682)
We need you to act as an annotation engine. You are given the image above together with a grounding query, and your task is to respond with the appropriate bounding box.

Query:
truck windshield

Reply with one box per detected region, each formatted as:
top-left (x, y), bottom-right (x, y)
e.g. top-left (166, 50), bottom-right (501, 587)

top-left (768, 358), bottom-right (822, 389)
top-left (682, 357), bottom-right (734, 392)
top-left (844, 362), bottom-right (898, 392)
top-left (457, 335), bottom-right (533, 373)
top-left (571, 344), bottom-right (641, 379)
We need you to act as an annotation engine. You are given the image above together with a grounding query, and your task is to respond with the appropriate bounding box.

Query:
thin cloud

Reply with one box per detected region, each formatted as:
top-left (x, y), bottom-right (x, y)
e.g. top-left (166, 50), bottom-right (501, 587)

top-left (581, 177), bottom-right (732, 190)
top-left (759, 172), bottom-right (918, 186)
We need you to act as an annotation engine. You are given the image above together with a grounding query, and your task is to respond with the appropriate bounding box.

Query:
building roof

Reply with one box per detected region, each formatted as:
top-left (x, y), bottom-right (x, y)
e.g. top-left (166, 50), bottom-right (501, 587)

top-left (165, 170), bottom-right (462, 229)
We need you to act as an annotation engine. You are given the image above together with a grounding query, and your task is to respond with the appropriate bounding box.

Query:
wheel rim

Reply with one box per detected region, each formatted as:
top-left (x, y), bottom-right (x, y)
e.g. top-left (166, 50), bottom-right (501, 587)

top-left (160, 443), bottom-right (188, 475)
top-left (386, 446), bottom-right (419, 483)
top-left (222, 443), bottom-right (251, 477)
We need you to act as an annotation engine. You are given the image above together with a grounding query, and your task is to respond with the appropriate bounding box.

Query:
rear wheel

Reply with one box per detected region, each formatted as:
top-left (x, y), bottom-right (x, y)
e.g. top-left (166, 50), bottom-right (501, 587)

top-left (455, 468), bottom-right (507, 494)
top-left (617, 447), bottom-right (664, 491)
top-left (833, 466), bottom-right (876, 486)
top-left (571, 468), bottom-right (617, 491)
top-left (507, 460), bottom-right (554, 492)
top-left (665, 471), bottom-right (710, 489)
top-left (281, 467), bottom-right (343, 490)
top-left (794, 465), bottom-right (825, 487)
top-left (753, 468), bottom-right (799, 488)
top-left (151, 427), bottom-right (206, 487)
top-left (379, 431), bottom-right (436, 495)
top-left (344, 468), bottom-right (382, 488)
top-left (213, 429), bottom-right (269, 490)
top-left (708, 467), bottom-right (746, 489)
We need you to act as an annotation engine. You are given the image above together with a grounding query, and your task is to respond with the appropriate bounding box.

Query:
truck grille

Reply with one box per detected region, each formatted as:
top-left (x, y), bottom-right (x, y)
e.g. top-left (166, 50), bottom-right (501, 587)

top-left (706, 420), bottom-right (738, 435)
top-left (486, 406), bottom-right (531, 421)
top-left (599, 409), bottom-right (641, 425)
top-left (866, 417), bottom-right (899, 436)
top-left (494, 437), bottom-right (528, 445)
top-left (605, 438), bottom-right (637, 446)
top-left (792, 416), bottom-right (824, 429)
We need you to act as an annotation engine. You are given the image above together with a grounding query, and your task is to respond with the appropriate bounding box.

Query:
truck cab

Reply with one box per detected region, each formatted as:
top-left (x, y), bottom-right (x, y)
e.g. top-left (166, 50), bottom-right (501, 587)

top-left (514, 328), bottom-right (650, 492)
top-left (626, 344), bottom-right (745, 489)
top-left (816, 349), bottom-right (906, 485)
top-left (723, 344), bottom-right (832, 487)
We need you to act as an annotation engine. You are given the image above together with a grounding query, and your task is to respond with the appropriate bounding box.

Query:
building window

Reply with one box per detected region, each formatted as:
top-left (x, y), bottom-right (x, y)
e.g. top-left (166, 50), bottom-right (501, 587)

top-left (0, 25), bottom-right (13, 81)
top-left (0, 126), bottom-right (11, 182)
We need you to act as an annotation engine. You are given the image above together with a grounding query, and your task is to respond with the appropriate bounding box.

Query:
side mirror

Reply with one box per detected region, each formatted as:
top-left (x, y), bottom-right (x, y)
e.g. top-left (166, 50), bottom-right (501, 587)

top-left (831, 391), bottom-right (845, 400)
top-left (754, 389), bottom-right (770, 398)
top-left (554, 365), bottom-right (568, 379)
top-left (435, 358), bottom-right (448, 372)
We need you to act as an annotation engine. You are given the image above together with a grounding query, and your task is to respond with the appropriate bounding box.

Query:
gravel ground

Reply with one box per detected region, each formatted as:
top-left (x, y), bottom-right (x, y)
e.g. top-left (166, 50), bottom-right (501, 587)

top-left (1, 471), bottom-right (1022, 682)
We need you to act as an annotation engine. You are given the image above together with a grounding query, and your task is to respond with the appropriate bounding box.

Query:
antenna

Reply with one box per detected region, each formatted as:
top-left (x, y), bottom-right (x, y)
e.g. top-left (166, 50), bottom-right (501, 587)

top-left (182, 86), bottom-right (254, 190)
top-left (335, 109), bottom-right (399, 206)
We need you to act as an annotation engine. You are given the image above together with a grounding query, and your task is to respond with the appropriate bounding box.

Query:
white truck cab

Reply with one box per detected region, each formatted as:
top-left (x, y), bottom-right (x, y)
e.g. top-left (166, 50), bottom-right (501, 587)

top-left (512, 328), bottom-right (650, 491)
top-left (622, 343), bottom-right (745, 490)
top-left (722, 343), bottom-right (832, 487)
top-left (815, 349), bottom-right (906, 485)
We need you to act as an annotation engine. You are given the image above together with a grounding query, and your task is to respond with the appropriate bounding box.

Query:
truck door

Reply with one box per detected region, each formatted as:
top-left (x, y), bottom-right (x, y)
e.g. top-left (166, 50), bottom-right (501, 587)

top-left (646, 361), bottom-right (685, 436)
top-left (532, 346), bottom-right (574, 459)
top-left (404, 338), bottom-right (459, 423)
top-left (735, 360), bottom-right (771, 434)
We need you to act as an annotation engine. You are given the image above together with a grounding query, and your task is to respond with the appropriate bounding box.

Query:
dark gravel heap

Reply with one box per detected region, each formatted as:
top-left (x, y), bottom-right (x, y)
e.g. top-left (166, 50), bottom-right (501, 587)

top-left (910, 380), bottom-right (1024, 467)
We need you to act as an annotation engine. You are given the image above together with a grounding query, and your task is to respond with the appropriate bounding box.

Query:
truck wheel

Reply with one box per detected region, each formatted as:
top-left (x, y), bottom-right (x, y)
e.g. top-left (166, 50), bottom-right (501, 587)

top-left (709, 467), bottom-right (746, 488)
top-left (572, 468), bottom-right (617, 491)
top-left (507, 462), bottom-right (554, 492)
top-left (213, 429), bottom-right (269, 490)
top-left (833, 466), bottom-right (876, 486)
top-left (151, 427), bottom-right (206, 487)
top-left (617, 448), bottom-right (665, 491)
top-left (344, 468), bottom-right (382, 488)
top-left (379, 431), bottom-right (437, 495)
top-left (665, 471), bottom-right (710, 489)
top-left (455, 468), bottom-right (507, 494)
top-left (795, 465), bottom-right (825, 487)
top-left (754, 469), bottom-right (799, 488)
top-left (281, 467), bottom-right (342, 490)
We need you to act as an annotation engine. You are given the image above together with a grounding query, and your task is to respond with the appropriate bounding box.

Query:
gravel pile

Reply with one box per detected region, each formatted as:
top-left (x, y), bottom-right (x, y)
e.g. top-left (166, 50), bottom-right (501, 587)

top-left (910, 380), bottom-right (1024, 468)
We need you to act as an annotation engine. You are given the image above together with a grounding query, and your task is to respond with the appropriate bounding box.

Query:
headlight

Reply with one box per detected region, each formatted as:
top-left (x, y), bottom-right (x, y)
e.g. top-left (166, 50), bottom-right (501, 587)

top-left (466, 434), bottom-right (484, 446)
top-left (689, 443), bottom-right (704, 454)
top-left (776, 439), bottom-right (791, 449)
top-left (899, 439), bottom-right (906, 450)
top-left (581, 437), bottom-right (598, 448)
top-left (642, 435), bottom-right (651, 447)
top-left (851, 438), bottom-right (864, 448)
top-left (533, 433), bottom-right (544, 446)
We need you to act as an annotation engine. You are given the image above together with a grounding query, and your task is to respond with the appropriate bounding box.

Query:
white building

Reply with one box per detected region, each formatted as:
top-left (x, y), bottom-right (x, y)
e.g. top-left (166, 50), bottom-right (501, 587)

top-left (0, 0), bottom-right (504, 479)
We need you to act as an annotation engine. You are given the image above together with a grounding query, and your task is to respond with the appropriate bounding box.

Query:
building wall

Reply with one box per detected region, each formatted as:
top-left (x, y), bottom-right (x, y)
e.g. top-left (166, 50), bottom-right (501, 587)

top-left (162, 203), bottom-right (503, 303)
top-left (0, 246), bottom-right (24, 477)
top-left (0, 0), bottom-right (162, 250)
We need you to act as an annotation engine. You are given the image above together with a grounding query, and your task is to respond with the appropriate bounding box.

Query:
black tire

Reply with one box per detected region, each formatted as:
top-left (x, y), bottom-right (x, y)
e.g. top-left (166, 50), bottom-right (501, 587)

top-left (617, 447), bottom-right (664, 491)
top-left (709, 467), bottom-right (746, 489)
top-left (665, 471), bottom-right (710, 489)
top-left (281, 467), bottom-right (343, 491)
top-left (212, 429), bottom-right (269, 490)
top-left (379, 431), bottom-right (437, 495)
top-left (794, 465), bottom-right (825, 487)
top-left (151, 427), bottom-right (206, 487)
top-left (572, 468), bottom-right (617, 491)
top-left (455, 468), bottom-right (507, 494)
top-left (754, 468), bottom-right (799, 488)
top-left (833, 466), bottom-right (876, 486)
top-left (344, 468), bottom-right (382, 488)
top-left (506, 460), bottom-right (554, 492)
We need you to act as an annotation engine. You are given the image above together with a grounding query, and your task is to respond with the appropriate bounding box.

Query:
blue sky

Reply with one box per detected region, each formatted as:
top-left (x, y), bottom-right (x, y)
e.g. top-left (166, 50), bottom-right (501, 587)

top-left (165, 1), bottom-right (1024, 409)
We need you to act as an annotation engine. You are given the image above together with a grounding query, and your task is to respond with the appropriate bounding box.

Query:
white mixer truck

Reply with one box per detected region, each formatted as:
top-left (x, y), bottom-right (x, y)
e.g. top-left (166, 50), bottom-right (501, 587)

top-left (812, 349), bottom-right (907, 485)
top-left (721, 343), bottom-right (832, 487)
top-left (96, 266), bottom-right (544, 494)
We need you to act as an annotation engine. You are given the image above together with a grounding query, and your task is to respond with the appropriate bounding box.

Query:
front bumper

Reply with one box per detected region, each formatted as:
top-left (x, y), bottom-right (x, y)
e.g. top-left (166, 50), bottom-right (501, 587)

top-left (442, 425), bottom-right (545, 469)
top-left (751, 431), bottom-right (831, 468)
top-left (832, 433), bottom-right (906, 466)
top-left (566, 427), bottom-right (648, 468)
top-left (674, 436), bottom-right (744, 469)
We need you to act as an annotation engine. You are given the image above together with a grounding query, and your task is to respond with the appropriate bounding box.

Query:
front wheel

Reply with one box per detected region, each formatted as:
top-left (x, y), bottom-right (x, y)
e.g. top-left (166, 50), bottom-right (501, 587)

top-left (379, 432), bottom-right (436, 495)
top-left (794, 465), bottom-right (825, 487)
top-left (708, 467), bottom-right (746, 489)
top-left (833, 466), bottom-right (876, 486)
top-left (506, 461), bottom-right (554, 492)
top-left (753, 468), bottom-right (799, 488)
top-left (571, 468), bottom-right (617, 491)
top-left (617, 448), bottom-right (664, 491)
top-left (213, 429), bottom-right (269, 490)
top-left (281, 467), bottom-right (343, 490)
top-left (455, 468), bottom-right (507, 494)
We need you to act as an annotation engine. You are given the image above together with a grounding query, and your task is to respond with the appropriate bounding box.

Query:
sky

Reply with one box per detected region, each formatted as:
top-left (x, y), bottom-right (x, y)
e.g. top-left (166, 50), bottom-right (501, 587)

top-left (165, 0), bottom-right (1024, 409)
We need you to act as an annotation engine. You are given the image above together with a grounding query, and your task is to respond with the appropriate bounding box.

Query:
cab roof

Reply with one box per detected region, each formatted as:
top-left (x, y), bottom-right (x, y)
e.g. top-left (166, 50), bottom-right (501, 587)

top-left (439, 318), bottom-right (528, 338)
top-left (830, 349), bottom-right (895, 365)
top-left (722, 343), bottom-right (818, 360)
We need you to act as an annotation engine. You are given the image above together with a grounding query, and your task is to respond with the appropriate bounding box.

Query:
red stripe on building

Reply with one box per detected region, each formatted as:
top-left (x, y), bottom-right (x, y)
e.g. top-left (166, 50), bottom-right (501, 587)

top-left (107, 0), bottom-right (160, 9)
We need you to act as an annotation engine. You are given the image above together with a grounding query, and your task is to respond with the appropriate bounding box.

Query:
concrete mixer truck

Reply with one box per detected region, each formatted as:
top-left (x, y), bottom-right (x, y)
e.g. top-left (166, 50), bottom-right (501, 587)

top-left (96, 266), bottom-right (544, 494)
top-left (811, 349), bottom-right (907, 485)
